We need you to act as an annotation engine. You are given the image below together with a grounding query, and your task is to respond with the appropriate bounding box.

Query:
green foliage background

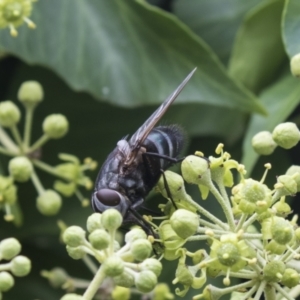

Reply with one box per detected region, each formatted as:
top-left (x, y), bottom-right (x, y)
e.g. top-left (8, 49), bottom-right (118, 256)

top-left (0, 0), bottom-right (299, 299)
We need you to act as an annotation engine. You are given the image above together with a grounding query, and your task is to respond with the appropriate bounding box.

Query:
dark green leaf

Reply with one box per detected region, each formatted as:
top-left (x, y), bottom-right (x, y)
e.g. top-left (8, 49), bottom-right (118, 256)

top-left (242, 73), bottom-right (300, 173)
top-left (229, 0), bottom-right (287, 93)
top-left (0, 0), bottom-right (265, 114)
top-left (173, 0), bottom-right (262, 64)
top-left (282, 0), bottom-right (300, 57)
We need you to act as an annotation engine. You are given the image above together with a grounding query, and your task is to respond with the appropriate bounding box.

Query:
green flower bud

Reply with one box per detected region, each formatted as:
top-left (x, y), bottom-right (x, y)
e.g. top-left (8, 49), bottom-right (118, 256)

top-left (113, 271), bottom-right (135, 288)
top-left (153, 283), bottom-right (174, 300)
top-left (0, 272), bottom-right (14, 292)
top-left (272, 200), bottom-right (291, 217)
top-left (37, 190), bottom-right (62, 215)
top-left (271, 217), bottom-right (294, 245)
top-left (286, 165), bottom-right (300, 192)
top-left (181, 155), bottom-right (211, 186)
top-left (263, 260), bottom-right (285, 282)
top-left (102, 256), bottom-right (124, 277)
top-left (290, 53), bottom-right (300, 77)
top-left (170, 209), bottom-right (199, 239)
top-left (11, 255), bottom-right (31, 277)
top-left (272, 122), bottom-right (300, 149)
top-left (139, 258), bottom-right (162, 277)
top-left (18, 81), bottom-right (44, 108)
top-left (66, 246), bottom-right (86, 260)
top-left (0, 238), bottom-right (21, 260)
top-left (275, 175), bottom-right (297, 196)
top-left (8, 157), bottom-right (33, 182)
top-left (60, 294), bottom-right (84, 300)
top-left (265, 240), bottom-right (286, 255)
top-left (111, 286), bottom-right (130, 300)
top-left (130, 239), bottom-right (152, 261)
top-left (43, 114), bottom-right (69, 139)
top-left (101, 209), bottom-right (122, 231)
top-left (135, 270), bottom-right (157, 293)
top-left (63, 226), bottom-right (86, 247)
top-left (282, 268), bottom-right (300, 288)
top-left (86, 213), bottom-right (103, 232)
top-left (88, 229), bottom-right (110, 250)
top-left (174, 264), bottom-right (193, 286)
top-left (217, 243), bottom-right (240, 267)
top-left (0, 101), bottom-right (20, 127)
top-left (252, 131), bottom-right (276, 155)
top-left (125, 227), bottom-right (147, 243)
top-left (236, 179), bottom-right (272, 214)
top-left (41, 267), bottom-right (69, 288)
top-left (0, 176), bottom-right (17, 205)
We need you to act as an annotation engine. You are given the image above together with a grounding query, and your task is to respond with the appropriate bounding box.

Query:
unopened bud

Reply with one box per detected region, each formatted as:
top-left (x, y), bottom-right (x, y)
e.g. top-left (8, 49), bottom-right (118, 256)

top-left (170, 209), bottom-right (199, 239)
top-left (88, 229), bottom-right (110, 250)
top-left (282, 268), bottom-right (300, 288)
top-left (139, 258), bottom-right (162, 277)
top-left (0, 101), bottom-right (20, 127)
top-left (0, 238), bottom-right (21, 260)
top-left (252, 131), bottom-right (276, 155)
top-left (130, 239), bottom-right (152, 261)
top-left (18, 81), bottom-right (44, 108)
top-left (37, 190), bottom-right (62, 215)
top-left (63, 226), bottom-right (86, 247)
top-left (125, 227), bottom-right (147, 243)
top-left (11, 256), bottom-right (31, 277)
top-left (60, 294), bottom-right (84, 300)
top-left (272, 122), bottom-right (300, 149)
top-left (86, 213), bottom-right (103, 232)
top-left (286, 165), bottom-right (300, 192)
top-left (291, 53), bottom-right (300, 77)
top-left (135, 270), bottom-right (157, 293)
top-left (0, 272), bottom-right (14, 291)
top-left (66, 246), bottom-right (86, 260)
top-left (263, 260), bottom-right (285, 282)
top-left (8, 157), bottom-right (33, 182)
top-left (102, 256), bottom-right (124, 277)
top-left (43, 114), bottom-right (69, 139)
top-left (101, 209), bottom-right (122, 231)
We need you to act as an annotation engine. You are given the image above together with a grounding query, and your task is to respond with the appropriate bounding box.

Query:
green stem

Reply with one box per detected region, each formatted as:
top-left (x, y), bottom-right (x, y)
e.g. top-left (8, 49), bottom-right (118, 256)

top-left (240, 283), bottom-right (259, 300)
top-left (30, 168), bottom-right (45, 195)
top-left (242, 213), bottom-right (257, 230)
top-left (222, 270), bottom-right (257, 280)
top-left (199, 219), bottom-right (223, 230)
top-left (208, 182), bottom-right (235, 230)
top-left (23, 107), bottom-right (35, 149)
top-left (82, 266), bottom-right (106, 300)
top-left (0, 126), bottom-right (18, 152)
top-left (253, 281), bottom-right (266, 300)
top-left (264, 284), bottom-right (276, 300)
top-left (235, 213), bottom-right (247, 232)
top-left (28, 134), bottom-right (49, 153)
top-left (242, 233), bottom-right (262, 240)
top-left (0, 146), bottom-right (18, 156)
top-left (82, 255), bottom-right (98, 274)
top-left (10, 125), bottom-right (24, 153)
top-left (273, 282), bottom-right (294, 300)
top-left (32, 159), bottom-right (65, 179)
top-left (182, 192), bottom-right (228, 230)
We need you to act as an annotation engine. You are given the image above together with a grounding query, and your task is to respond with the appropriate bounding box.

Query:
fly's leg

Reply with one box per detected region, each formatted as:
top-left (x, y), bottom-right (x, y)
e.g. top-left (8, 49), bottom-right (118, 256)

top-left (159, 169), bottom-right (177, 210)
top-left (143, 151), bottom-right (185, 164)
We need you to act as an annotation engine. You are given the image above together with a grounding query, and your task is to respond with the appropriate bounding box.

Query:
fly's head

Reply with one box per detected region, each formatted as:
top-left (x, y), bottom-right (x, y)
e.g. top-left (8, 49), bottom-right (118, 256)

top-left (92, 188), bottom-right (130, 217)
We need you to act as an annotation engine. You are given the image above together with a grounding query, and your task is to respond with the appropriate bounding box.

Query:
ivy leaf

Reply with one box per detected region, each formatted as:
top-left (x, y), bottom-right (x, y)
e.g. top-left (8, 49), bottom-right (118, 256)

top-left (282, 0), bottom-right (300, 57)
top-left (0, 0), bottom-right (265, 114)
top-left (229, 0), bottom-right (286, 93)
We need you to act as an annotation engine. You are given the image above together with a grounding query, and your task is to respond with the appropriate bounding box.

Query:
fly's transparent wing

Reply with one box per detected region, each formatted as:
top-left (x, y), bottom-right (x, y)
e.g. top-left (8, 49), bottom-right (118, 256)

top-left (126, 68), bottom-right (196, 163)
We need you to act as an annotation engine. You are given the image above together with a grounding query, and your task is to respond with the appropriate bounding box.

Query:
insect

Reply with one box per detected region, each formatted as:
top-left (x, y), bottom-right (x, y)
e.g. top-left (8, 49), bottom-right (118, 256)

top-left (91, 68), bottom-right (196, 234)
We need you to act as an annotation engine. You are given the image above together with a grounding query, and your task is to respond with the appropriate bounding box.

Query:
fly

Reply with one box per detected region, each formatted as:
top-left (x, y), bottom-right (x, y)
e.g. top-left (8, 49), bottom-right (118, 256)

top-left (91, 68), bottom-right (196, 234)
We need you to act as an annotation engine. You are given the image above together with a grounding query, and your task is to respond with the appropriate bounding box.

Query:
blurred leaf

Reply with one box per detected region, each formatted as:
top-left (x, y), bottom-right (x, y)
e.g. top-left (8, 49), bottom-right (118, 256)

top-left (173, 0), bottom-right (262, 64)
top-left (282, 0), bottom-right (300, 58)
top-left (229, 0), bottom-right (287, 93)
top-left (242, 73), bottom-right (300, 173)
top-left (0, 0), bottom-right (265, 114)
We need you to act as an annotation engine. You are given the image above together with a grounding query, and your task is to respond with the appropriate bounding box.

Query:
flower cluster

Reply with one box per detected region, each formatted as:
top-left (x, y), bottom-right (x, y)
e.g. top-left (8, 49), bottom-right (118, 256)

top-left (0, 0), bottom-right (36, 37)
top-left (45, 122), bottom-right (300, 300)
top-left (59, 209), bottom-right (169, 300)
top-left (0, 81), bottom-right (96, 221)
top-left (0, 237), bottom-right (31, 298)
top-left (151, 122), bottom-right (300, 299)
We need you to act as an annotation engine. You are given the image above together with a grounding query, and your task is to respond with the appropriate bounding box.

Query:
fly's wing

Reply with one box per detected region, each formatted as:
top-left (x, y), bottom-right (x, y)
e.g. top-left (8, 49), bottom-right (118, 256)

top-left (125, 68), bottom-right (197, 164)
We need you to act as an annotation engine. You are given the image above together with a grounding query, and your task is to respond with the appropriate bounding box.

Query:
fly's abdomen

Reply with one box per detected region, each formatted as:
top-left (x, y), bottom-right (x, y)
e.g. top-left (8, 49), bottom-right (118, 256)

top-left (142, 125), bottom-right (185, 173)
